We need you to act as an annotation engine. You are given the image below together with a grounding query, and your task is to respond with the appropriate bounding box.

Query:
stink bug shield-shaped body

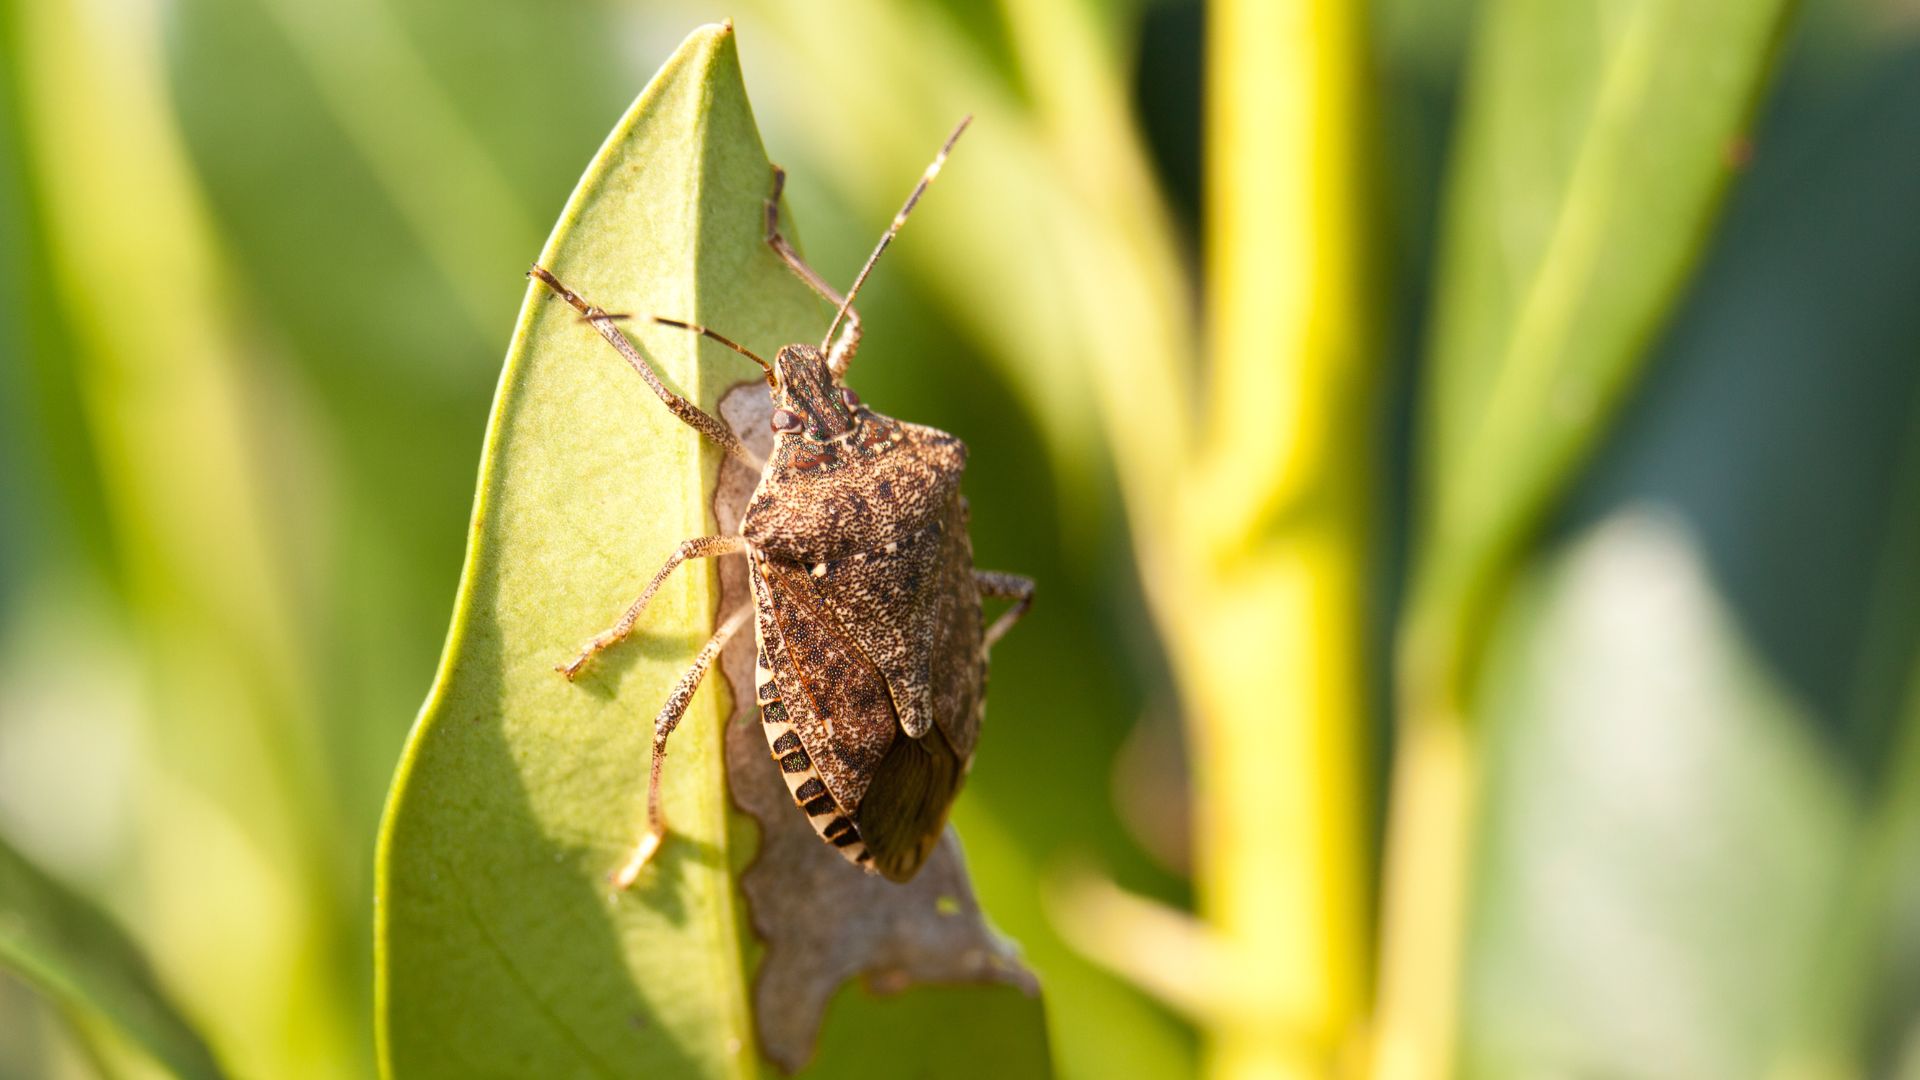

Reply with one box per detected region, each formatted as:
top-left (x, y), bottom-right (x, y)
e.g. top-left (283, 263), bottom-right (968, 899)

top-left (532, 119), bottom-right (1033, 885)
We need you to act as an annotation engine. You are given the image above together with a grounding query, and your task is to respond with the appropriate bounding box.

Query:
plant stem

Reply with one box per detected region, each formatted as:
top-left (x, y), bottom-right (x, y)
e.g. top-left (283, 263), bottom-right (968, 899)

top-left (1369, 708), bottom-right (1473, 1080)
top-left (1188, 1), bottom-right (1376, 1075)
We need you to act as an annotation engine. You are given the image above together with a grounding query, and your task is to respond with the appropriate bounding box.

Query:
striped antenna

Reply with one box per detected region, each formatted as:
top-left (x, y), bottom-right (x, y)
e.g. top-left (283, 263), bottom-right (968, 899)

top-left (821, 116), bottom-right (971, 353)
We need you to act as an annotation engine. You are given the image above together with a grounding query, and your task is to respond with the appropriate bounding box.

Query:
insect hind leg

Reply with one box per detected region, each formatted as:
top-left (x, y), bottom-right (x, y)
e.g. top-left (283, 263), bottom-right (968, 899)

top-left (974, 570), bottom-right (1034, 652)
top-left (612, 604), bottom-right (752, 889)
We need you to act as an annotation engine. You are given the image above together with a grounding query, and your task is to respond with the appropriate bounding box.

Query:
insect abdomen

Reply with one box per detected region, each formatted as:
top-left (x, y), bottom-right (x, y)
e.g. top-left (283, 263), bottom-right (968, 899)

top-left (756, 666), bottom-right (874, 871)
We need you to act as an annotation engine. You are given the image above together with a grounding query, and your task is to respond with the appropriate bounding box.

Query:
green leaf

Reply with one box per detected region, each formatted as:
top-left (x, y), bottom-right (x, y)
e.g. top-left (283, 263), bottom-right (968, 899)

top-left (1407, 0), bottom-right (1798, 697)
top-left (1462, 514), bottom-right (1855, 1077)
top-left (376, 24), bottom-right (1047, 1078)
top-left (1374, 3), bottom-right (1801, 1069)
top-left (10, 0), bottom-right (364, 1073)
top-left (0, 833), bottom-right (226, 1080)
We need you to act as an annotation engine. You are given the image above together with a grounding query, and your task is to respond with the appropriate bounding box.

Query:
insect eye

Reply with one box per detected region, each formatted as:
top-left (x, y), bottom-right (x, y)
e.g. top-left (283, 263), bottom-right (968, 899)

top-left (771, 408), bottom-right (803, 433)
top-left (840, 387), bottom-right (861, 408)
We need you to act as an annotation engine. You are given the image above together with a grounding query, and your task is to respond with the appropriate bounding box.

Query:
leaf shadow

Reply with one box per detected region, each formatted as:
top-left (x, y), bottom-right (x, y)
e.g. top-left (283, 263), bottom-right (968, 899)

top-left (562, 629), bottom-right (699, 701)
top-left (381, 580), bottom-right (710, 1077)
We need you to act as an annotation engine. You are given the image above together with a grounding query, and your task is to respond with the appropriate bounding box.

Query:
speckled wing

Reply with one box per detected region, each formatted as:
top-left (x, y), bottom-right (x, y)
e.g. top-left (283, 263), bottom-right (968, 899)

top-left (754, 551), bottom-right (967, 882)
top-left (756, 556), bottom-right (899, 812)
top-left (805, 494), bottom-right (985, 756)
top-left (923, 497), bottom-right (987, 762)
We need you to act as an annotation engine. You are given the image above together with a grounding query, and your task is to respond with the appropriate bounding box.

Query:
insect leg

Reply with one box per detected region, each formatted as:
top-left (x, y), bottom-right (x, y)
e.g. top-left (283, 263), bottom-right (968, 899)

top-left (763, 165), bottom-right (863, 374)
top-left (974, 570), bottom-right (1035, 651)
top-left (612, 604), bottom-right (752, 889)
top-left (528, 265), bottom-right (764, 470)
top-left (558, 535), bottom-right (752, 679)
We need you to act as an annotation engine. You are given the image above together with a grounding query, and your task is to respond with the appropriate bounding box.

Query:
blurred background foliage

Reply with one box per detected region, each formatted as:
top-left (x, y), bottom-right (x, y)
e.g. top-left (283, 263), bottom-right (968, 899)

top-left (1, 0), bottom-right (1918, 1077)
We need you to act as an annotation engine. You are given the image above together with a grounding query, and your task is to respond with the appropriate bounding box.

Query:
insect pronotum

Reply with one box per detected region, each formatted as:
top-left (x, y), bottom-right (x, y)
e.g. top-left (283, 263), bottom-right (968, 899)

top-left (531, 118), bottom-right (1033, 886)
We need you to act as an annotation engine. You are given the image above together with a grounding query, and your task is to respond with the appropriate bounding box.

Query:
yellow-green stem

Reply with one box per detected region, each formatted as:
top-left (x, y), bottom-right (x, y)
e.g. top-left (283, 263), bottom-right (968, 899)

top-left (1187, 1), bottom-right (1375, 1075)
top-left (1369, 710), bottom-right (1473, 1080)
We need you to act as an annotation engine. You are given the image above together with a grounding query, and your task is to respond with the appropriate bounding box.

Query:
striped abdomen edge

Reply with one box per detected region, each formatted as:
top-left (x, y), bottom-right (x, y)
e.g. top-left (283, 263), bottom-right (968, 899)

top-left (755, 651), bottom-right (874, 872)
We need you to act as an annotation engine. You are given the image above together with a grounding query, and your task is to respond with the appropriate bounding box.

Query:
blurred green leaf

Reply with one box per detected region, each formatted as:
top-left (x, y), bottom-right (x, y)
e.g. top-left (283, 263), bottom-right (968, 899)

top-left (1377, 1), bottom-right (1801, 1071)
top-left (376, 24), bottom-right (1047, 1078)
top-left (1408, 0), bottom-right (1797, 695)
top-left (0, 833), bottom-right (225, 1080)
top-left (11, 0), bottom-right (363, 1073)
top-left (1462, 514), bottom-right (1854, 1077)
top-left (1454, 40), bottom-right (1920, 1073)
top-left (162, 0), bottom-right (640, 872)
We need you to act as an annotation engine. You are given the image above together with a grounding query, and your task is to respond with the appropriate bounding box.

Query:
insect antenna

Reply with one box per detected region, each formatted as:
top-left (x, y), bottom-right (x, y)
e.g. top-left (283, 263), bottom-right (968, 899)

top-left (820, 115), bottom-right (971, 353)
top-left (651, 316), bottom-right (775, 386)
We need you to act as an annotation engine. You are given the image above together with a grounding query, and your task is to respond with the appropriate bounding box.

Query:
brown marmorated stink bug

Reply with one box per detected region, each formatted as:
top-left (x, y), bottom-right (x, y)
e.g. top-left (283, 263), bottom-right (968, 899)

top-left (529, 118), bottom-right (1032, 886)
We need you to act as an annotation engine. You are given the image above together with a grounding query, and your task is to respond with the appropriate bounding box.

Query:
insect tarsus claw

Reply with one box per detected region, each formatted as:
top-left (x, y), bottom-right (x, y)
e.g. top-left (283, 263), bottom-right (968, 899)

top-left (612, 831), bottom-right (664, 890)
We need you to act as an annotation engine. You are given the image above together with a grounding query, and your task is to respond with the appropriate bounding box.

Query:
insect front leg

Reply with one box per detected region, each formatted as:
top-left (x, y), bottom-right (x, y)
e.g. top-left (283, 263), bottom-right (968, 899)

top-left (527, 265), bottom-right (764, 469)
top-left (558, 535), bottom-right (752, 678)
top-left (974, 570), bottom-right (1035, 651)
top-left (763, 166), bottom-right (863, 374)
top-left (612, 605), bottom-right (752, 889)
